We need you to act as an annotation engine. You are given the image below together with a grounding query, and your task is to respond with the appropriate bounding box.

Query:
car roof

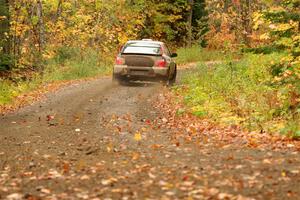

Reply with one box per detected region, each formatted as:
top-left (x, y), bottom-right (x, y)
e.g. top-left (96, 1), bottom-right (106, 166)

top-left (126, 40), bottom-right (164, 45)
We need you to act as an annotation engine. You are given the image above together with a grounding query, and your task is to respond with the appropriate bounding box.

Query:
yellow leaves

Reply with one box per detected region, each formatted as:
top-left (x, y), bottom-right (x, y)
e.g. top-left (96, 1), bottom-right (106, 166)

top-left (276, 37), bottom-right (293, 48)
top-left (10, 21), bottom-right (29, 37)
top-left (133, 125), bottom-right (149, 142)
top-left (276, 23), bottom-right (295, 32)
top-left (31, 16), bottom-right (39, 26)
top-left (134, 132), bottom-right (142, 142)
top-left (252, 12), bottom-right (264, 30)
top-left (117, 34), bottom-right (129, 45)
top-left (269, 5), bottom-right (286, 12)
top-left (62, 2), bottom-right (73, 11)
top-left (6, 0), bottom-right (148, 64)
top-left (54, 20), bottom-right (66, 30)
top-left (280, 55), bottom-right (294, 63)
top-left (293, 34), bottom-right (300, 42)
top-left (168, 15), bottom-right (182, 23)
top-left (106, 143), bottom-right (113, 153)
top-left (95, 0), bottom-right (103, 10)
top-left (135, 19), bottom-right (144, 27)
top-left (259, 33), bottom-right (270, 40)
top-left (0, 16), bottom-right (7, 21)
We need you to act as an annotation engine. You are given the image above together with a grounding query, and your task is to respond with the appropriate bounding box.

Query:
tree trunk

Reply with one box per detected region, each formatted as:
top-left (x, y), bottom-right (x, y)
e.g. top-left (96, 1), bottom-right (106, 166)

top-left (73, 0), bottom-right (77, 11)
top-left (56, 0), bottom-right (63, 20)
top-left (242, 0), bottom-right (251, 46)
top-left (37, 0), bottom-right (45, 52)
top-left (0, 0), bottom-right (10, 69)
top-left (187, 0), bottom-right (194, 47)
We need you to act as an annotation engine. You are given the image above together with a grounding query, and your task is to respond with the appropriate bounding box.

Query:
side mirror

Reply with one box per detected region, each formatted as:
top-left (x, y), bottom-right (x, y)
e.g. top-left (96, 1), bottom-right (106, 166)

top-left (171, 53), bottom-right (177, 58)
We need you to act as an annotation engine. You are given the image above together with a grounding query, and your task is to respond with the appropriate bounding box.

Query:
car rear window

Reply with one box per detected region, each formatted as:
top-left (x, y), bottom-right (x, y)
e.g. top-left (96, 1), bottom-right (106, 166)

top-left (122, 43), bottom-right (162, 55)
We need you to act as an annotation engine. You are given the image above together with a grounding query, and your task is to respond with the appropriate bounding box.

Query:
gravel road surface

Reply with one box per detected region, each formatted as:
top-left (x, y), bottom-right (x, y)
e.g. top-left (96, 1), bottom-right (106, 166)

top-left (0, 75), bottom-right (299, 200)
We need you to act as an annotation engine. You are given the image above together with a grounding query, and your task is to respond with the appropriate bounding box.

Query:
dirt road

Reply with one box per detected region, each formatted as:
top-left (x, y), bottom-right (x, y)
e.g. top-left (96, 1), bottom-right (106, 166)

top-left (0, 76), bottom-right (299, 200)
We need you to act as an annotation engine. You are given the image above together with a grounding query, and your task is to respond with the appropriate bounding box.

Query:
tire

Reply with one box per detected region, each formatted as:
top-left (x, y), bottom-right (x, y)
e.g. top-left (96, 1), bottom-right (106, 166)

top-left (112, 73), bottom-right (119, 84)
top-left (167, 66), bottom-right (177, 86)
top-left (118, 79), bottom-right (128, 85)
top-left (112, 73), bottom-right (128, 85)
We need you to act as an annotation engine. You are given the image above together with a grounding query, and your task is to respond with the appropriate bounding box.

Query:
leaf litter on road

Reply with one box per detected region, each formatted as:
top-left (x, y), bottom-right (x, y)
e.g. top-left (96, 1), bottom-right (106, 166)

top-left (1, 81), bottom-right (300, 200)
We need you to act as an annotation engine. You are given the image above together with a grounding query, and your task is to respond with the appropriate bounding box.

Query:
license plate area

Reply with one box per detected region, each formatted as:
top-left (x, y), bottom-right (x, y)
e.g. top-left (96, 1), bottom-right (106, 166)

top-left (130, 70), bottom-right (149, 76)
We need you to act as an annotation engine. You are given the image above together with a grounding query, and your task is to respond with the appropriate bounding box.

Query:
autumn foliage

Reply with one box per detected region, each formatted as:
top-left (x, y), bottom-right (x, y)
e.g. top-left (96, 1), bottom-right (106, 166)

top-left (0, 0), bottom-right (299, 137)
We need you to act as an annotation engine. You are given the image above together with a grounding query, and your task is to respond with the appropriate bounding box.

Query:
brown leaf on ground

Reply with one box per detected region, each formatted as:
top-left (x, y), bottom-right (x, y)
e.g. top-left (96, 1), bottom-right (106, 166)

top-left (153, 90), bottom-right (300, 151)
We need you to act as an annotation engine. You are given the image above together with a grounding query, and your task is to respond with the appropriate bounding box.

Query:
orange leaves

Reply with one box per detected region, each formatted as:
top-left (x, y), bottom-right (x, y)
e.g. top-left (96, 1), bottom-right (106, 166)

top-left (151, 144), bottom-right (164, 150)
top-left (247, 138), bottom-right (259, 148)
top-left (154, 88), bottom-right (300, 151)
top-left (62, 162), bottom-right (70, 174)
top-left (232, 0), bottom-right (240, 6)
top-left (131, 152), bottom-right (140, 160)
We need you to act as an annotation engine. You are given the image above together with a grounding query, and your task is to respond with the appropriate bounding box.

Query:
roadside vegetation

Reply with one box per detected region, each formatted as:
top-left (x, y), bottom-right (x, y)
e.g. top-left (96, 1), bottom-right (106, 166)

top-left (0, 48), bottom-right (112, 105)
top-left (174, 1), bottom-right (300, 138)
top-left (175, 46), bottom-right (240, 65)
top-left (175, 51), bottom-right (300, 138)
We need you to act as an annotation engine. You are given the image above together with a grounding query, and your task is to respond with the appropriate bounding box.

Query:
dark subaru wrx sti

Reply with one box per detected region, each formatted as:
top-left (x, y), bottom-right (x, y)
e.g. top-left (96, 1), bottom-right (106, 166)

top-left (113, 39), bottom-right (177, 85)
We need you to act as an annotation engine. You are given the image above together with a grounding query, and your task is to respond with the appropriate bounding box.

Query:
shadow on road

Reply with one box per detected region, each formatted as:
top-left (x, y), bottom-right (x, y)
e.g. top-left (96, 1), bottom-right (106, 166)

top-left (118, 81), bottom-right (160, 88)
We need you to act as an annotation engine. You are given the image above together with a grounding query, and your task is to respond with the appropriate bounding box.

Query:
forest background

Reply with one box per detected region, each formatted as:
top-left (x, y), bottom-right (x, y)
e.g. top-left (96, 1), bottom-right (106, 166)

top-left (0, 0), bottom-right (299, 137)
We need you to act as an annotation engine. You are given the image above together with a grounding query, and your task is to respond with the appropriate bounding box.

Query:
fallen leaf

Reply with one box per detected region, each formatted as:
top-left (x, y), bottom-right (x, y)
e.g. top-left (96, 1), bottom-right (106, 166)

top-left (132, 152), bottom-right (140, 160)
top-left (80, 175), bottom-right (90, 180)
top-left (46, 115), bottom-right (55, 121)
top-left (6, 193), bottom-right (23, 200)
top-left (41, 188), bottom-right (50, 194)
top-left (134, 132), bottom-right (142, 141)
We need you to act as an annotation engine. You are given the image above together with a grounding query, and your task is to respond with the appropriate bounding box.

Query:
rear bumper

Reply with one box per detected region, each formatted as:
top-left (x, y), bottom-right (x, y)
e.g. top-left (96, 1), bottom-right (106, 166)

top-left (113, 65), bottom-right (169, 79)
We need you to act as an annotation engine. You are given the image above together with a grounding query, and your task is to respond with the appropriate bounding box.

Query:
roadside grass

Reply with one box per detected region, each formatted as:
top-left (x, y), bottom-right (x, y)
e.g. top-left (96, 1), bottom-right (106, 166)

top-left (0, 81), bottom-right (18, 105)
top-left (175, 51), bottom-right (300, 137)
top-left (0, 71), bottom-right (44, 105)
top-left (0, 48), bottom-right (112, 106)
top-left (43, 48), bottom-right (112, 82)
top-left (175, 46), bottom-right (241, 65)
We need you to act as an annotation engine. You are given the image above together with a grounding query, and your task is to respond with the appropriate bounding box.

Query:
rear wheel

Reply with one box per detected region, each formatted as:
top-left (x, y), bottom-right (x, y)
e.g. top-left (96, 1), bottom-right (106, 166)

top-left (112, 73), bottom-right (119, 84)
top-left (166, 66), bottom-right (177, 86)
top-left (112, 73), bottom-right (129, 85)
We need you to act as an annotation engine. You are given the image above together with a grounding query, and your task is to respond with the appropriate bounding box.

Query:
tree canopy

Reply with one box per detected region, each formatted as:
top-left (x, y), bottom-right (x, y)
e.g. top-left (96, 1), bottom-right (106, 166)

top-left (0, 0), bottom-right (299, 76)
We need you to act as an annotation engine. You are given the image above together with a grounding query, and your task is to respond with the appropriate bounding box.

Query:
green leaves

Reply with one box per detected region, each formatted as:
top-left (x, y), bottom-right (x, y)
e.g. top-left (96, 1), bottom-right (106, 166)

top-left (281, 121), bottom-right (300, 139)
top-left (178, 50), bottom-right (298, 133)
top-left (31, 16), bottom-right (39, 26)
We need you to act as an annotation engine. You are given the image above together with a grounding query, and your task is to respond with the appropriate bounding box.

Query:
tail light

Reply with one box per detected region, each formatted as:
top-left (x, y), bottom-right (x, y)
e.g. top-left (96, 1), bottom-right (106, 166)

top-left (160, 47), bottom-right (164, 55)
top-left (155, 59), bottom-right (167, 67)
top-left (116, 56), bottom-right (125, 65)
